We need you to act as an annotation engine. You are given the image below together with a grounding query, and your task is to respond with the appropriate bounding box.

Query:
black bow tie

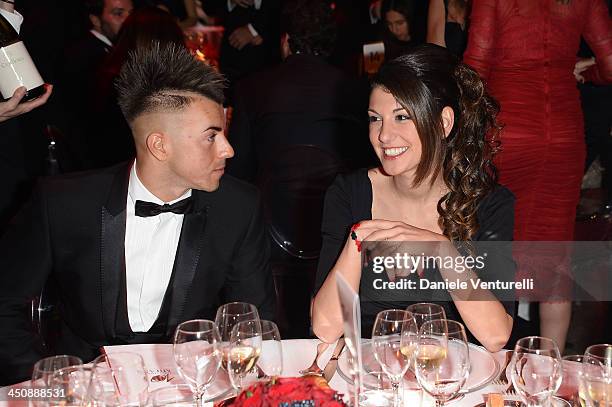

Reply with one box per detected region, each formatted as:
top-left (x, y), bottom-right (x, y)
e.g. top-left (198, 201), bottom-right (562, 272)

top-left (134, 197), bottom-right (194, 217)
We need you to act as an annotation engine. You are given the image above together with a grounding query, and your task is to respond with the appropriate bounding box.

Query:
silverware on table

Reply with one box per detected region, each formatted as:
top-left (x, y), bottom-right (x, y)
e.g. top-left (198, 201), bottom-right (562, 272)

top-left (323, 338), bottom-right (346, 382)
top-left (299, 341), bottom-right (329, 376)
top-left (493, 350), bottom-right (514, 386)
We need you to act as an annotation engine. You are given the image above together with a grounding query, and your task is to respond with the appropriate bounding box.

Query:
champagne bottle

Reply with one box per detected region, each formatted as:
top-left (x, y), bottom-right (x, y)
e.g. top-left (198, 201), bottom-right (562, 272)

top-left (0, 12), bottom-right (45, 102)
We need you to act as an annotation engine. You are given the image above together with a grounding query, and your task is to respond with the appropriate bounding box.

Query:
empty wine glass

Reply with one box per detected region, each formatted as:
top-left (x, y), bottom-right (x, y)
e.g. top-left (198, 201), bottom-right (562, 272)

top-left (215, 302), bottom-right (260, 368)
top-left (47, 365), bottom-right (89, 406)
top-left (371, 309), bottom-right (419, 407)
top-left (510, 336), bottom-right (562, 407)
top-left (415, 319), bottom-right (470, 406)
top-left (227, 319), bottom-right (263, 392)
top-left (585, 344), bottom-right (612, 371)
top-left (406, 303), bottom-right (447, 329)
top-left (31, 355), bottom-right (84, 407)
top-left (32, 355), bottom-right (83, 387)
top-left (258, 320), bottom-right (282, 378)
top-left (88, 352), bottom-right (149, 406)
top-left (557, 355), bottom-right (586, 405)
top-left (173, 319), bottom-right (222, 407)
top-left (580, 355), bottom-right (611, 407)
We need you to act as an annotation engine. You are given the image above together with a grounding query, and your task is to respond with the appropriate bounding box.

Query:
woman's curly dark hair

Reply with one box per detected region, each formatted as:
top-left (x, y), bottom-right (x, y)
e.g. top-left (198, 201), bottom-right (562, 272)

top-left (371, 44), bottom-right (502, 241)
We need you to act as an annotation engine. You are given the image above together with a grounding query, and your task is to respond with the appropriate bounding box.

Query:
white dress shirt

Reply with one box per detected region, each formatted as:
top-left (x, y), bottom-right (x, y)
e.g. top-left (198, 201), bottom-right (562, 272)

top-left (0, 8), bottom-right (24, 33)
top-left (89, 29), bottom-right (113, 49)
top-left (125, 163), bottom-right (192, 332)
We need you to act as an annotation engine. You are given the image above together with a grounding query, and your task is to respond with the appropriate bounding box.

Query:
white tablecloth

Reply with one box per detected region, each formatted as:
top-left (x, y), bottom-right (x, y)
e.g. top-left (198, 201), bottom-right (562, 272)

top-left (0, 339), bottom-right (508, 406)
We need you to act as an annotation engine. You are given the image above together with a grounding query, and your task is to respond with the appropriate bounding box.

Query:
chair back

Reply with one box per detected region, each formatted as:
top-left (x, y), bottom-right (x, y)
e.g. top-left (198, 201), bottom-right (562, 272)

top-left (258, 144), bottom-right (346, 259)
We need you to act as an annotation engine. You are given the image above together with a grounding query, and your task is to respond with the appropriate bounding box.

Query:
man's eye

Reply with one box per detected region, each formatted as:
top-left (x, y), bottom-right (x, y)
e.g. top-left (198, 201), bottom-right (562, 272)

top-left (207, 133), bottom-right (217, 142)
top-left (368, 115), bottom-right (380, 123)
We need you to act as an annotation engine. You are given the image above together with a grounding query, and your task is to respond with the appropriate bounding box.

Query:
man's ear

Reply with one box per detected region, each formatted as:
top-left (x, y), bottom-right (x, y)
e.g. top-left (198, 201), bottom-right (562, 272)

top-left (441, 106), bottom-right (455, 138)
top-left (89, 14), bottom-right (102, 32)
top-left (146, 132), bottom-right (169, 161)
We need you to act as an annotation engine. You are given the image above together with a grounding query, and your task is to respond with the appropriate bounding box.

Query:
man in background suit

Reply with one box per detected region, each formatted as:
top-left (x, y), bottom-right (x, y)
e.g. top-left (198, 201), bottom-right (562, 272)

top-left (226, 0), bottom-right (373, 182)
top-left (0, 42), bottom-right (274, 385)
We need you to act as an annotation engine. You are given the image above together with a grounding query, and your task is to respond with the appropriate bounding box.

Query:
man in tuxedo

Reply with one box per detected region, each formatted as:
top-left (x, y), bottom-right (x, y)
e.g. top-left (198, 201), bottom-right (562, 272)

top-left (0, 42), bottom-right (274, 385)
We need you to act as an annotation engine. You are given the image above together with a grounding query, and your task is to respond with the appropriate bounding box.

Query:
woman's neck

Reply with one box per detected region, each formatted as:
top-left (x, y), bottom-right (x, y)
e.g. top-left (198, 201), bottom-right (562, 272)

top-left (389, 171), bottom-right (447, 204)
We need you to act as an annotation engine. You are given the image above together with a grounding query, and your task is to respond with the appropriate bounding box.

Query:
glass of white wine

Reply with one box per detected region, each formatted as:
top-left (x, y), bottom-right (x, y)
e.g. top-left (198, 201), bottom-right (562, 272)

top-left (215, 302), bottom-right (260, 369)
top-left (581, 354), bottom-right (611, 407)
top-left (510, 336), bottom-right (562, 407)
top-left (415, 319), bottom-right (470, 407)
top-left (371, 309), bottom-right (419, 407)
top-left (227, 319), bottom-right (263, 392)
top-left (173, 319), bottom-right (222, 407)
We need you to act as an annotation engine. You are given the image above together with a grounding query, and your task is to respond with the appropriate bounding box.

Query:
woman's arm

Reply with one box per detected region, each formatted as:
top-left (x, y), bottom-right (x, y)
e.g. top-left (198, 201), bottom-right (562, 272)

top-left (311, 237), bottom-right (362, 343)
top-left (581, 0), bottom-right (612, 85)
top-left (427, 0), bottom-right (446, 47)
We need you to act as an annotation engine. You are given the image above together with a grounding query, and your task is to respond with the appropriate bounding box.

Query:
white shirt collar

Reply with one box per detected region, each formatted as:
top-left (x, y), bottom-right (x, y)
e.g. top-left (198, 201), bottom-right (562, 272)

top-left (0, 9), bottom-right (24, 34)
top-left (89, 29), bottom-right (113, 48)
top-left (128, 161), bottom-right (192, 208)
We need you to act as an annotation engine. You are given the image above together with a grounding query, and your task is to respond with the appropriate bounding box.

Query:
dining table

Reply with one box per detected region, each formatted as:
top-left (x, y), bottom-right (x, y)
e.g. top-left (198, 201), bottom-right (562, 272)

top-left (0, 339), bottom-right (510, 407)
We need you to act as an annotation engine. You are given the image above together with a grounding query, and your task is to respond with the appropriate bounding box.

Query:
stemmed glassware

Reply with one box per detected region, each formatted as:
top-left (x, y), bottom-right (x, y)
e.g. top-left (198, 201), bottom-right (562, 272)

top-left (227, 319), bottom-right (263, 392)
top-left (257, 320), bottom-right (283, 378)
top-left (406, 303), bottom-right (447, 330)
top-left (31, 355), bottom-right (85, 407)
top-left (509, 336), bottom-right (562, 407)
top-left (87, 352), bottom-right (149, 406)
top-left (173, 319), bottom-right (222, 407)
top-left (415, 319), bottom-right (470, 406)
top-left (580, 352), bottom-right (611, 407)
top-left (215, 302), bottom-right (260, 368)
top-left (371, 309), bottom-right (419, 407)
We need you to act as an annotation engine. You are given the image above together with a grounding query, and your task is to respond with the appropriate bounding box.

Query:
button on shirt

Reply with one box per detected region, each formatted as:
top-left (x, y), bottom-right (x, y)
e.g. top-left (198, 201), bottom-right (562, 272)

top-left (125, 163), bottom-right (192, 332)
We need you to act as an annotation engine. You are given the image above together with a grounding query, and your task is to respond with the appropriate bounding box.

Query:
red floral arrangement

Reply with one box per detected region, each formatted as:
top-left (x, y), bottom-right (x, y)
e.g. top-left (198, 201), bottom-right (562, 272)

top-left (216, 377), bottom-right (347, 407)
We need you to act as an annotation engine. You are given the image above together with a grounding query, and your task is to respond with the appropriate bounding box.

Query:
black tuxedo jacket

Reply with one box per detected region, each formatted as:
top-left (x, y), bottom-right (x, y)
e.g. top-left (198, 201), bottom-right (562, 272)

top-left (0, 162), bottom-right (274, 384)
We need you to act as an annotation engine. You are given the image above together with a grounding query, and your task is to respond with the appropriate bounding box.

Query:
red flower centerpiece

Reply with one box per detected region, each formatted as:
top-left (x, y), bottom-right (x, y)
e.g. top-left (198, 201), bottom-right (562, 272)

top-left (216, 376), bottom-right (347, 407)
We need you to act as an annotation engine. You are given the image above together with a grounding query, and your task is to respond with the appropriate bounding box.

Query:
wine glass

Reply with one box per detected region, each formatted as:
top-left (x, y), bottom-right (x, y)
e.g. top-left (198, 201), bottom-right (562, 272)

top-left (580, 355), bottom-right (611, 407)
top-left (215, 302), bottom-right (260, 368)
top-left (32, 355), bottom-right (83, 387)
top-left (47, 365), bottom-right (90, 406)
top-left (406, 303), bottom-right (447, 329)
top-left (31, 355), bottom-right (84, 407)
top-left (87, 352), bottom-right (149, 406)
top-left (557, 355), bottom-right (586, 405)
top-left (371, 309), bottom-right (419, 407)
top-left (227, 319), bottom-right (263, 393)
top-left (258, 320), bottom-right (282, 378)
top-left (415, 319), bottom-right (470, 406)
top-left (509, 336), bottom-right (563, 407)
top-left (585, 344), bottom-right (612, 371)
top-left (173, 319), bottom-right (222, 406)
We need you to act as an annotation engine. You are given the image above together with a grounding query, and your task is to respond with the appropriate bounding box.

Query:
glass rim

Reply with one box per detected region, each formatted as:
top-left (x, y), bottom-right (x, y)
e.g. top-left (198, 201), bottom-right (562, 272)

top-left (216, 302), bottom-right (258, 312)
top-left (176, 318), bottom-right (218, 334)
top-left (32, 355), bottom-right (83, 372)
top-left (406, 302), bottom-right (446, 313)
top-left (374, 308), bottom-right (414, 322)
top-left (419, 318), bottom-right (466, 335)
top-left (584, 343), bottom-right (612, 358)
top-left (514, 335), bottom-right (560, 352)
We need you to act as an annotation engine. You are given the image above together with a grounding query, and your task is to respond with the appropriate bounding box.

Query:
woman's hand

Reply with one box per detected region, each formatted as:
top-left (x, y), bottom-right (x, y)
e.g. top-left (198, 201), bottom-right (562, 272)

top-left (574, 57), bottom-right (596, 83)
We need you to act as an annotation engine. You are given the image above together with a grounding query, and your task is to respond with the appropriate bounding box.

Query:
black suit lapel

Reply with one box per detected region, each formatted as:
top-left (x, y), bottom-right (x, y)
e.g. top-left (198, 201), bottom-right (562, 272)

top-left (100, 163), bottom-right (131, 340)
top-left (166, 193), bottom-right (209, 336)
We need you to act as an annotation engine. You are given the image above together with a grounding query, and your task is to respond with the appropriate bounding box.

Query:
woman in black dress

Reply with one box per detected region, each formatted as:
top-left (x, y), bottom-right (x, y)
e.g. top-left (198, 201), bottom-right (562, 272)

top-left (311, 44), bottom-right (514, 352)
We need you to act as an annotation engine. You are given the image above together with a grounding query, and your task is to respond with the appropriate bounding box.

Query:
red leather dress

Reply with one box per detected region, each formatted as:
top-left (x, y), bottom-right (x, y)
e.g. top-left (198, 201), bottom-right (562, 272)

top-left (464, 0), bottom-right (612, 298)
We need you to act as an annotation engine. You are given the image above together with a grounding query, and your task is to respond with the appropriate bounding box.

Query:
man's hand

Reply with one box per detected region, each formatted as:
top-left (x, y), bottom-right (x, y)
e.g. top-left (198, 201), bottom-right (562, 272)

top-left (0, 84), bottom-right (52, 123)
top-left (228, 25), bottom-right (257, 50)
top-left (230, 0), bottom-right (254, 8)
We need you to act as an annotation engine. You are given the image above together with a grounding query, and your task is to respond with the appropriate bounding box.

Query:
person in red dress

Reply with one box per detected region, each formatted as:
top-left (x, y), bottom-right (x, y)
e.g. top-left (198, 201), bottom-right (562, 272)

top-left (464, 0), bottom-right (612, 352)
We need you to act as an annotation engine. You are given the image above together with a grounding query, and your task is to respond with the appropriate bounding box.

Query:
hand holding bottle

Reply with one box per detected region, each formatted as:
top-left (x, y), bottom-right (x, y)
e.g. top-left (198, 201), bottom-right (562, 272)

top-left (0, 83), bottom-right (52, 122)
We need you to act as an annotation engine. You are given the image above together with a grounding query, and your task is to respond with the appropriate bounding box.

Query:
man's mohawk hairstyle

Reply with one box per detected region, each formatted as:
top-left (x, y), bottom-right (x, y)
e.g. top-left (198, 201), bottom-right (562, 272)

top-left (116, 41), bottom-right (226, 122)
